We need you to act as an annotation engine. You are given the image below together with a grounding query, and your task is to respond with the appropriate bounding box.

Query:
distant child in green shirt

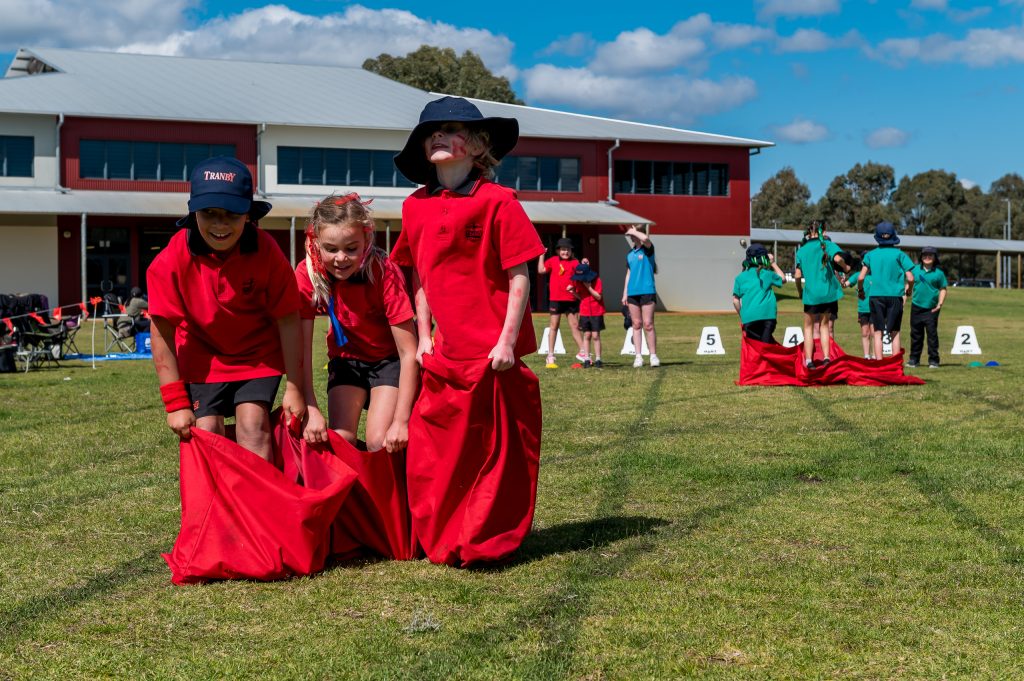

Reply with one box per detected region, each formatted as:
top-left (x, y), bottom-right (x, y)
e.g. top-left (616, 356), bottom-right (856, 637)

top-left (907, 246), bottom-right (948, 368)
top-left (845, 251), bottom-right (874, 359)
top-left (794, 223), bottom-right (851, 368)
top-left (732, 244), bottom-right (786, 343)
top-left (858, 222), bottom-right (915, 360)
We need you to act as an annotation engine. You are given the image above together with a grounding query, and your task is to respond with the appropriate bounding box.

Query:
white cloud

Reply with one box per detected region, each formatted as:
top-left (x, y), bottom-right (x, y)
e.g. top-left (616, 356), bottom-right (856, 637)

top-left (589, 15), bottom-right (711, 75)
top-left (777, 28), bottom-right (863, 53)
top-left (0, 0), bottom-right (198, 50)
top-left (865, 127), bottom-right (910, 148)
top-left (710, 23), bottom-right (776, 49)
top-left (539, 32), bottom-right (595, 58)
top-left (960, 178), bottom-right (978, 190)
top-left (911, 0), bottom-right (947, 9)
top-left (757, 0), bottom-right (842, 20)
top-left (523, 64), bottom-right (757, 126)
top-left (872, 26), bottom-right (1024, 66)
top-left (771, 118), bottom-right (829, 143)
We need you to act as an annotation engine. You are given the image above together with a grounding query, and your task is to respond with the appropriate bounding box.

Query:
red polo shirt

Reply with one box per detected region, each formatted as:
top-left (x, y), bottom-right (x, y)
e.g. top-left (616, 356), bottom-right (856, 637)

top-left (577, 277), bottom-right (605, 317)
top-left (295, 256), bottom-right (414, 362)
top-left (545, 256), bottom-right (579, 302)
top-left (147, 225), bottom-right (301, 383)
top-left (391, 176), bottom-right (545, 361)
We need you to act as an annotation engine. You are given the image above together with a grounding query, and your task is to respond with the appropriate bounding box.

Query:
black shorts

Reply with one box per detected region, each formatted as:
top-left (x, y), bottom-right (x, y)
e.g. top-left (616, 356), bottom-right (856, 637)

top-left (578, 315), bottom-right (605, 332)
top-left (870, 296), bottom-right (904, 333)
top-left (548, 300), bottom-right (579, 315)
top-left (626, 294), bottom-right (656, 306)
top-left (327, 356), bottom-right (401, 394)
top-left (187, 376), bottom-right (281, 419)
top-left (857, 312), bottom-right (873, 326)
top-left (803, 301), bottom-right (838, 316)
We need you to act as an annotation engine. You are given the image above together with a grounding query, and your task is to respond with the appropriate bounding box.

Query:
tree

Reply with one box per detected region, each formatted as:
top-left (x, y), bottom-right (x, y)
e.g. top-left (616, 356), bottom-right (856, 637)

top-left (891, 170), bottom-right (965, 237)
top-left (815, 162), bottom-right (898, 232)
top-left (751, 167), bottom-right (812, 230)
top-left (363, 46), bottom-right (523, 104)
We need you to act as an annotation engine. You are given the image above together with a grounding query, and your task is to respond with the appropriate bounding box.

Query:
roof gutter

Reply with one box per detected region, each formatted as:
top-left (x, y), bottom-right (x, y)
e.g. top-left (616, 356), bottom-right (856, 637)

top-left (55, 113), bottom-right (69, 193)
top-left (605, 138), bottom-right (621, 206)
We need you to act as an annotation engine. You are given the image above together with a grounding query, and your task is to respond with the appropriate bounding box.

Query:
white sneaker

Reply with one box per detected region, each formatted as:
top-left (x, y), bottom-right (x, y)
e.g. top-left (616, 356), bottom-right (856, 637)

top-left (575, 351), bottom-right (589, 363)
top-left (633, 355), bottom-right (644, 368)
top-left (649, 353), bottom-right (661, 368)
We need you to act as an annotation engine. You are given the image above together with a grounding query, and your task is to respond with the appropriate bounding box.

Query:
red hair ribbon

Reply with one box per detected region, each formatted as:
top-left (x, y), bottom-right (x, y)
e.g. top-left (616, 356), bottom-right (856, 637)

top-left (305, 226), bottom-right (330, 280)
top-left (333, 192), bottom-right (373, 207)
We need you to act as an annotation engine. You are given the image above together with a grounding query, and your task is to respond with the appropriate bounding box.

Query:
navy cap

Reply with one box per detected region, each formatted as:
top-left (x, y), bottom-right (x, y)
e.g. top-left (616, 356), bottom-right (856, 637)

top-left (921, 246), bottom-right (938, 255)
top-left (571, 263), bottom-right (598, 282)
top-left (394, 96), bottom-right (519, 185)
top-left (874, 221), bottom-right (901, 245)
top-left (184, 157), bottom-right (271, 221)
top-left (556, 237), bottom-right (574, 250)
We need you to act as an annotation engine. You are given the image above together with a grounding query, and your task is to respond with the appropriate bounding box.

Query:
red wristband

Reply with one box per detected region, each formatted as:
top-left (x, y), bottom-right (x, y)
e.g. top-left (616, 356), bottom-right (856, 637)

top-left (160, 380), bottom-right (192, 413)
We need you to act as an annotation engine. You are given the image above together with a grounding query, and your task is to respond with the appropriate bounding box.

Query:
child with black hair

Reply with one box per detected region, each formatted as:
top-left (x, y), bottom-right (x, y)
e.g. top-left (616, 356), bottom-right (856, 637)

top-left (571, 262), bottom-right (605, 368)
top-left (538, 238), bottom-right (587, 368)
top-left (147, 157), bottom-right (305, 461)
top-left (732, 244), bottom-right (786, 343)
top-left (794, 222), bottom-right (850, 368)
top-left (907, 246), bottom-right (947, 368)
top-left (391, 96), bottom-right (545, 567)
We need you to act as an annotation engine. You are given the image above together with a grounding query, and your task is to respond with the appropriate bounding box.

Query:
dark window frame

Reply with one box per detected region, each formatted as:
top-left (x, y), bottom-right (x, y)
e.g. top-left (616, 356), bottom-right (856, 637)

top-left (497, 155), bottom-right (582, 192)
top-left (78, 139), bottom-right (236, 181)
top-left (613, 159), bottom-right (730, 197)
top-left (277, 146), bottom-right (416, 188)
top-left (0, 135), bottom-right (35, 178)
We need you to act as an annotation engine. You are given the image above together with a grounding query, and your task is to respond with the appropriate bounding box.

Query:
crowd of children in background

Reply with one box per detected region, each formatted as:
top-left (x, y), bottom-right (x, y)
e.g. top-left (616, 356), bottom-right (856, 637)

top-left (733, 220), bottom-right (949, 369)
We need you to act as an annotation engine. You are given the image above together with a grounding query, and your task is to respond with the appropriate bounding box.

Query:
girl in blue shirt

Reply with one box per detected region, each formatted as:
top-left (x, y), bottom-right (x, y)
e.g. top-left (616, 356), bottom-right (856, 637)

top-left (620, 225), bottom-right (659, 368)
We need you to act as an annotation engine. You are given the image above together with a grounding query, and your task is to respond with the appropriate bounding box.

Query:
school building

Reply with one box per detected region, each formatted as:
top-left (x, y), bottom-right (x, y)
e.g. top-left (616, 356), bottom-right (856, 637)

top-left (0, 47), bottom-right (772, 312)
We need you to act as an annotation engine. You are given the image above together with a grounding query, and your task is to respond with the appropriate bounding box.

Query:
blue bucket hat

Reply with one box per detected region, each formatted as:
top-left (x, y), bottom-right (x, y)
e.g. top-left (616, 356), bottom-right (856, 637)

top-left (394, 96), bottom-right (519, 185)
top-left (874, 221), bottom-right (901, 245)
top-left (571, 263), bottom-right (598, 282)
top-left (178, 156), bottom-right (270, 226)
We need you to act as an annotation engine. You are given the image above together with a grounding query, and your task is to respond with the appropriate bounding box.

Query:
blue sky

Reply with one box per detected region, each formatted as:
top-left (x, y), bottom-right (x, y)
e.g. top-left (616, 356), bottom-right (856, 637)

top-left (2, 0), bottom-right (1022, 198)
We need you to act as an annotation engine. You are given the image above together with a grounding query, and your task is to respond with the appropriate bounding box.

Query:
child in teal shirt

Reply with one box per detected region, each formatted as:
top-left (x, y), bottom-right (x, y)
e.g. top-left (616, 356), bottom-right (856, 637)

top-left (858, 222), bottom-right (915, 360)
top-left (732, 244), bottom-right (786, 343)
top-left (845, 251), bottom-right (874, 359)
top-left (794, 223), bottom-right (850, 368)
top-left (907, 246), bottom-right (948, 368)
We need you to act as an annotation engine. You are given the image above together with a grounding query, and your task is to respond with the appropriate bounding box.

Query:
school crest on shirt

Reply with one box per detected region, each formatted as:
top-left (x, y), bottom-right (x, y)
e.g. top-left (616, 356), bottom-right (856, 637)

top-left (464, 224), bottom-right (483, 243)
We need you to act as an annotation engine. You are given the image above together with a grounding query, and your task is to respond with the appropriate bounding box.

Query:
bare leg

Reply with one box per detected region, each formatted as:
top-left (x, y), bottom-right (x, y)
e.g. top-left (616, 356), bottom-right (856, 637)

top-left (860, 323), bottom-right (872, 357)
top-left (363, 385), bottom-right (399, 452)
top-left (195, 415), bottom-right (225, 436)
top-left (546, 313), bottom-right (561, 355)
top-left (802, 313), bottom-right (816, 364)
top-left (891, 330), bottom-right (902, 355)
top-left (327, 384), bottom-right (368, 447)
top-left (628, 302), bottom-right (643, 358)
top-left (873, 330), bottom-right (884, 360)
top-left (235, 402), bottom-right (272, 462)
top-left (641, 303), bottom-right (657, 354)
top-left (567, 312), bottom-right (585, 355)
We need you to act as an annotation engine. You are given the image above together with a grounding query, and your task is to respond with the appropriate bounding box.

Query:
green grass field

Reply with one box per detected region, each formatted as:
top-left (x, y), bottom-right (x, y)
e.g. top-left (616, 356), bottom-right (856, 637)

top-left (1, 286), bottom-right (1022, 679)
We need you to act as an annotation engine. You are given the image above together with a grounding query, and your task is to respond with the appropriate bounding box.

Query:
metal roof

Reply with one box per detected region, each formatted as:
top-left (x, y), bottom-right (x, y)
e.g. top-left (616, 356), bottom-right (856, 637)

top-left (750, 227), bottom-right (1024, 255)
top-left (0, 187), bottom-right (652, 225)
top-left (1, 47), bottom-right (772, 148)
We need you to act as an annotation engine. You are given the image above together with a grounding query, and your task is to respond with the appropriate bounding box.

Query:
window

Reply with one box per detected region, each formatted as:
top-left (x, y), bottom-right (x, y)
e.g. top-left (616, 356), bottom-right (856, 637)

top-left (497, 155), bottom-right (581, 192)
top-left (613, 159), bottom-right (729, 196)
top-left (277, 146), bottom-right (416, 187)
top-left (1, 135), bottom-right (34, 177)
top-left (78, 140), bottom-right (236, 181)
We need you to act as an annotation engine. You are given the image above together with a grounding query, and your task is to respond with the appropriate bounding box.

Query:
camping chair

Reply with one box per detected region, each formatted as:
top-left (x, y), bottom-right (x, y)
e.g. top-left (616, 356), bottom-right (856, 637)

top-left (61, 313), bottom-right (85, 356)
top-left (13, 313), bottom-right (66, 371)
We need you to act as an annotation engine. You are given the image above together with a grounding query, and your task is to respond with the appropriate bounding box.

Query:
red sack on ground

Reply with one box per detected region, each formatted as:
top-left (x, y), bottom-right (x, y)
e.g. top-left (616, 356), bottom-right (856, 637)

top-left (275, 422), bottom-right (416, 561)
top-left (408, 353), bottom-right (542, 567)
top-left (739, 332), bottom-right (924, 387)
top-left (163, 413), bottom-right (358, 585)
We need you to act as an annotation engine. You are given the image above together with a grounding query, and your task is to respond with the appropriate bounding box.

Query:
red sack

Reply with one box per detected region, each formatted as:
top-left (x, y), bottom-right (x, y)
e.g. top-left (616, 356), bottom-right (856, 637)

top-left (274, 421), bottom-right (417, 561)
top-left (738, 331), bottom-right (925, 387)
top-left (163, 413), bottom-right (358, 585)
top-left (408, 353), bottom-right (541, 567)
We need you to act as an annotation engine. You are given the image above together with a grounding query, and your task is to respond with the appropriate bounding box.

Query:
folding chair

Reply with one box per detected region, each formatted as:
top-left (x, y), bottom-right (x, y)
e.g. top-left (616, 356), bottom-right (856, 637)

top-left (13, 314), bottom-right (66, 371)
top-left (103, 314), bottom-right (134, 354)
top-left (61, 314), bottom-right (84, 356)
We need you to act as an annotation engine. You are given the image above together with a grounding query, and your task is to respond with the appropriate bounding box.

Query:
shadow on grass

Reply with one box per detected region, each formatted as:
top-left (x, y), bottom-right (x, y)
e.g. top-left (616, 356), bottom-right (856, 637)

top-left (0, 546), bottom-right (166, 642)
top-left (474, 515), bottom-right (670, 571)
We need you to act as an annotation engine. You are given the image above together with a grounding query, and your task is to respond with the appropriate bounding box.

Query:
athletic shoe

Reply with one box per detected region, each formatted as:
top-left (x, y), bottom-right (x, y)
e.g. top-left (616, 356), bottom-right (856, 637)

top-left (805, 359), bottom-right (816, 369)
top-left (583, 359), bottom-right (592, 368)
top-left (633, 355), bottom-right (644, 368)
top-left (575, 351), bottom-right (589, 363)
top-left (928, 363), bottom-right (940, 369)
top-left (594, 359), bottom-right (603, 368)
top-left (906, 361), bottom-right (919, 368)
top-left (545, 355), bottom-right (558, 369)
top-left (649, 353), bottom-right (661, 368)
top-left (819, 358), bottom-right (831, 368)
